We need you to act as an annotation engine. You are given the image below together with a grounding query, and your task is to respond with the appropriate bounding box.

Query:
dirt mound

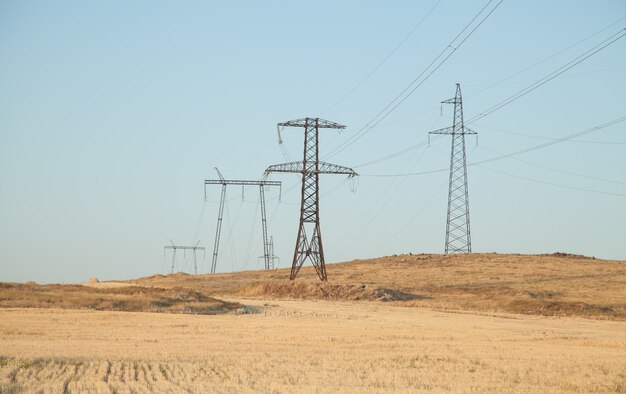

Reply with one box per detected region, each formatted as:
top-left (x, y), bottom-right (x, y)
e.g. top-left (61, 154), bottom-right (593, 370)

top-left (242, 280), bottom-right (425, 301)
top-left (87, 277), bottom-right (99, 283)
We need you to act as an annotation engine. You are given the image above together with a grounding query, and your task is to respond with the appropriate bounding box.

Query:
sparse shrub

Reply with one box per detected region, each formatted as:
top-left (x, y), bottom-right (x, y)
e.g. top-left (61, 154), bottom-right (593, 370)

top-left (0, 356), bottom-right (9, 367)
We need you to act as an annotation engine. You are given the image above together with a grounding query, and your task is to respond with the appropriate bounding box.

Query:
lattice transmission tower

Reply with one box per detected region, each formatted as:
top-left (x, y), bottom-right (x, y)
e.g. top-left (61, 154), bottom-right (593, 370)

top-left (429, 84), bottom-right (477, 254)
top-left (265, 118), bottom-right (357, 281)
top-left (258, 236), bottom-right (279, 269)
top-left (204, 168), bottom-right (281, 273)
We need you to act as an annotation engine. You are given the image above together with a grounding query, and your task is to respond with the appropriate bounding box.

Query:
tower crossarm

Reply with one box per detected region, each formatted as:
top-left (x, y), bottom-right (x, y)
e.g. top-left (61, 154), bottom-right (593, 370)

top-left (264, 161), bottom-right (303, 174)
top-left (164, 245), bottom-right (206, 251)
top-left (318, 161), bottom-right (358, 176)
top-left (278, 118), bottom-right (346, 129)
top-left (204, 179), bottom-right (281, 187)
top-left (442, 97), bottom-right (461, 105)
top-left (429, 126), bottom-right (477, 135)
top-left (265, 161), bottom-right (357, 177)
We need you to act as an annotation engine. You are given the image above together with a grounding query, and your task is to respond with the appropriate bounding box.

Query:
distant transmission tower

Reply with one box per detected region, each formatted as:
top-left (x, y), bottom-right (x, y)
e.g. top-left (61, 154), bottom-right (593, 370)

top-left (266, 117), bottom-right (357, 281)
top-left (204, 168), bottom-right (281, 273)
top-left (429, 84), bottom-right (477, 254)
top-left (164, 240), bottom-right (205, 274)
top-left (258, 236), bottom-right (279, 269)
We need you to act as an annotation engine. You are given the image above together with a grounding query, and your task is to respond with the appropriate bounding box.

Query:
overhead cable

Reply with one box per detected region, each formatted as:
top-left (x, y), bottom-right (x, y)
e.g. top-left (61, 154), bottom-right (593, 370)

top-left (324, 0), bottom-right (504, 160)
top-left (322, 0), bottom-right (444, 115)
top-left (465, 16), bottom-right (626, 99)
top-left (468, 28), bottom-right (626, 124)
top-left (361, 115), bottom-right (626, 177)
top-left (478, 165), bottom-right (626, 198)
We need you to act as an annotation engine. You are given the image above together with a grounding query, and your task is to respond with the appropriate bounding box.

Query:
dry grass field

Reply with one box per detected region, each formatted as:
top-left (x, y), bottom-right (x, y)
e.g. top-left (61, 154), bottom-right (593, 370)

top-left (1, 253), bottom-right (625, 393)
top-left (1, 300), bottom-right (626, 393)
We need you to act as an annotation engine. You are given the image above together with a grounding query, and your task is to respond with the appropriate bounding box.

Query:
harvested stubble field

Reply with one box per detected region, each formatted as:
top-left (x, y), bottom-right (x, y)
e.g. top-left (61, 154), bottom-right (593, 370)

top-left (1, 253), bottom-right (625, 393)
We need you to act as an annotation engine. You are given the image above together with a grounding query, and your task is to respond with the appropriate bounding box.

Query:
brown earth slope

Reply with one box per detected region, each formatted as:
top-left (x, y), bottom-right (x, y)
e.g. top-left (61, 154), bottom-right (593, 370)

top-left (129, 253), bottom-right (626, 320)
top-left (1, 253), bottom-right (623, 319)
top-left (0, 282), bottom-right (241, 315)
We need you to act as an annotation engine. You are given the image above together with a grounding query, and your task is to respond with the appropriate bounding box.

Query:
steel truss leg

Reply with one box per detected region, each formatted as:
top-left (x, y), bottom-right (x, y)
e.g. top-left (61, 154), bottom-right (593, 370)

top-left (260, 185), bottom-right (270, 270)
top-left (211, 184), bottom-right (227, 274)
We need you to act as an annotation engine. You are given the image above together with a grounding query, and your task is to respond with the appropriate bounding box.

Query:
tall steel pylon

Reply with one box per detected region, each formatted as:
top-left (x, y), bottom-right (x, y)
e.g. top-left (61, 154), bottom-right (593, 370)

top-left (265, 117), bottom-right (357, 281)
top-left (429, 84), bottom-right (477, 254)
top-left (204, 168), bottom-right (281, 273)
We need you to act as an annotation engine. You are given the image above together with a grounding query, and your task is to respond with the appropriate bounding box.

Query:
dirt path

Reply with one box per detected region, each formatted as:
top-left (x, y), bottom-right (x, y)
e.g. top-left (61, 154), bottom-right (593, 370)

top-left (1, 300), bottom-right (625, 393)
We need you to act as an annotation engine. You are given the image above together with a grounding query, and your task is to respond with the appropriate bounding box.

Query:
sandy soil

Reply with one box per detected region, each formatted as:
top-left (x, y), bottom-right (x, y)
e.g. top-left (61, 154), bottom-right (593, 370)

top-left (1, 299), bottom-right (625, 393)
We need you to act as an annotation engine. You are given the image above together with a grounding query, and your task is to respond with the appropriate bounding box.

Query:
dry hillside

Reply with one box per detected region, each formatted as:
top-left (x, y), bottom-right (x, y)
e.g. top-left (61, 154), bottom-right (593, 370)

top-left (129, 253), bottom-right (626, 320)
top-left (0, 282), bottom-right (242, 315)
top-left (1, 253), bottom-right (624, 320)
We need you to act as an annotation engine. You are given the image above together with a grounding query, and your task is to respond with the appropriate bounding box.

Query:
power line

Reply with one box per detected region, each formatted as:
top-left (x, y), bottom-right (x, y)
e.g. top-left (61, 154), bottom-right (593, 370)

top-left (474, 122), bottom-right (626, 145)
top-left (465, 16), bottom-right (626, 99)
top-left (469, 116), bottom-right (626, 166)
top-left (373, 179), bottom-right (448, 257)
top-left (468, 28), bottom-right (626, 124)
top-left (326, 0), bottom-right (502, 159)
top-left (352, 136), bottom-right (437, 168)
top-left (362, 167), bottom-right (447, 178)
top-left (191, 199), bottom-right (207, 245)
top-left (479, 145), bottom-right (626, 186)
top-left (358, 25), bottom-right (626, 175)
top-left (329, 137), bottom-right (432, 257)
top-left (241, 197), bottom-right (261, 271)
top-left (321, 0), bottom-right (444, 115)
top-left (376, 106), bottom-right (441, 127)
top-left (324, 0), bottom-right (504, 160)
top-left (362, 17), bottom-right (626, 148)
top-left (350, 112), bottom-right (446, 169)
top-left (557, 63), bottom-right (626, 78)
top-left (477, 165), bottom-right (626, 198)
top-left (361, 115), bottom-right (626, 177)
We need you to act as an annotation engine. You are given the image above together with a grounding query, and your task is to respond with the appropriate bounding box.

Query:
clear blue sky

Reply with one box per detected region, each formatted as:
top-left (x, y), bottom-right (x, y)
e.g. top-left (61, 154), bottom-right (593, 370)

top-left (1, 1), bottom-right (625, 283)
